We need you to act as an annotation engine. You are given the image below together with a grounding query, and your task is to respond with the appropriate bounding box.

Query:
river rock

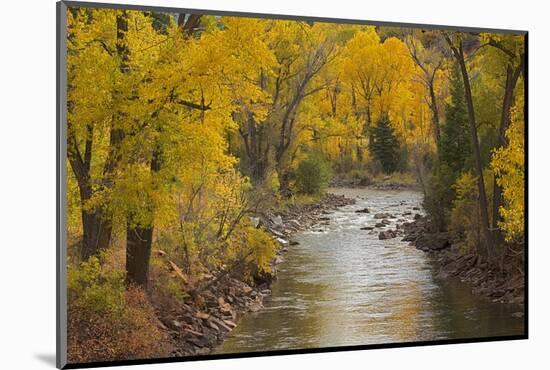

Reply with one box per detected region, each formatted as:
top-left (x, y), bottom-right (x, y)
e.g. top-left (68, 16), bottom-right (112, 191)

top-left (268, 227), bottom-right (286, 238)
top-left (251, 217), bottom-right (261, 228)
top-left (379, 230), bottom-right (397, 240)
top-left (271, 215), bottom-right (283, 227)
top-left (361, 226), bottom-right (374, 230)
top-left (248, 301), bottom-right (263, 312)
top-left (381, 219), bottom-right (391, 225)
top-left (288, 219), bottom-right (301, 229)
top-left (195, 311), bottom-right (210, 320)
top-left (276, 237), bottom-right (289, 246)
top-left (414, 232), bottom-right (450, 251)
top-left (374, 212), bottom-right (391, 219)
top-left (355, 208), bottom-right (370, 213)
top-left (375, 222), bottom-right (386, 228)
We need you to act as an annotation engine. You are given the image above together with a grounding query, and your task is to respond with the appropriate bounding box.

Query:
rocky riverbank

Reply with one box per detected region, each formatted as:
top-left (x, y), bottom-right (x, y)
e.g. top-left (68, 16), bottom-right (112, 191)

top-left (153, 193), bottom-right (356, 357)
top-left (367, 212), bottom-right (524, 306)
top-left (400, 216), bottom-right (524, 306)
top-left (330, 175), bottom-right (419, 191)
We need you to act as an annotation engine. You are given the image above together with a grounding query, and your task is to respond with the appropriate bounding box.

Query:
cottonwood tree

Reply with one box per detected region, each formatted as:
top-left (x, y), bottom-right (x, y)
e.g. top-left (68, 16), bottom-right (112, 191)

top-left (67, 9), bottom-right (131, 261)
top-left (479, 33), bottom-right (525, 247)
top-left (404, 29), bottom-right (445, 153)
top-left (443, 31), bottom-right (495, 262)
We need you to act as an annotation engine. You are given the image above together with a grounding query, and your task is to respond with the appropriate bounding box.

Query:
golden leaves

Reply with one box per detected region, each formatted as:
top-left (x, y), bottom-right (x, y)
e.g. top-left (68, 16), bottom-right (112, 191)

top-left (491, 96), bottom-right (525, 241)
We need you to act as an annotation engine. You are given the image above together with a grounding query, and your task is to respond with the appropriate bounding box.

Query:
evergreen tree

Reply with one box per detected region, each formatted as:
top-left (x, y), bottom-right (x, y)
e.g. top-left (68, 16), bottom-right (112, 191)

top-left (370, 115), bottom-right (400, 173)
top-left (440, 63), bottom-right (472, 175)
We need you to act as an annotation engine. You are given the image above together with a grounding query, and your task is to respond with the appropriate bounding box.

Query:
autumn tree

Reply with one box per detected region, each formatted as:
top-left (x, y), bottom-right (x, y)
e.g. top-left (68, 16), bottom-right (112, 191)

top-left (491, 93), bottom-right (525, 242)
top-left (232, 21), bottom-right (336, 194)
top-left (480, 34), bottom-right (525, 245)
top-left (67, 9), bottom-right (131, 261)
top-left (404, 29), bottom-right (445, 153)
top-left (443, 32), bottom-right (495, 262)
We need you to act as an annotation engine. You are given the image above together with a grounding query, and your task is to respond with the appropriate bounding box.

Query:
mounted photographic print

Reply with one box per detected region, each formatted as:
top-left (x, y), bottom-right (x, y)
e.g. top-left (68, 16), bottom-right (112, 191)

top-left (56, 1), bottom-right (527, 368)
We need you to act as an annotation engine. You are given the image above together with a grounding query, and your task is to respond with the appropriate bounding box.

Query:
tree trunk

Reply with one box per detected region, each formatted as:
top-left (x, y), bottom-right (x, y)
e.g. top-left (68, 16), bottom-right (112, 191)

top-left (125, 13), bottom-right (204, 286)
top-left (68, 133), bottom-right (114, 260)
top-left (81, 208), bottom-right (112, 261)
top-left (125, 148), bottom-right (161, 287)
top-left (126, 224), bottom-right (154, 286)
top-left (428, 83), bottom-right (441, 152)
top-left (366, 104), bottom-right (373, 146)
top-left (239, 112), bottom-right (267, 184)
top-left (454, 41), bottom-right (495, 262)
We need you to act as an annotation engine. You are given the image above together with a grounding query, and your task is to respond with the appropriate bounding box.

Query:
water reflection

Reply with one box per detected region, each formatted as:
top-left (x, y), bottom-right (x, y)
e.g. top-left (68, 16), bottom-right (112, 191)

top-left (216, 188), bottom-right (524, 354)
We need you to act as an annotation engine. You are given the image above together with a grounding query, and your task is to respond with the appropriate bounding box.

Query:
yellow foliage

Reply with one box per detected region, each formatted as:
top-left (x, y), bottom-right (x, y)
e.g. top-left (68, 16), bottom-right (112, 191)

top-left (491, 95), bottom-right (525, 241)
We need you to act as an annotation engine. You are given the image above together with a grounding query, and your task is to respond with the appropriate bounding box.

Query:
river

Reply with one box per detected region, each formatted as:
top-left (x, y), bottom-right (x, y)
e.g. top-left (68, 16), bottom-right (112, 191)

top-left (215, 188), bottom-right (524, 354)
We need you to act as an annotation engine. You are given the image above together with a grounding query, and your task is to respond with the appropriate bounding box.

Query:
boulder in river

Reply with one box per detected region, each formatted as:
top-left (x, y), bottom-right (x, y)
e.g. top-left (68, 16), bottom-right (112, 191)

top-left (361, 226), bottom-right (374, 230)
top-left (355, 208), bottom-right (370, 213)
top-left (375, 222), bottom-right (386, 228)
top-left (379, 230), bottom-right (397, 240)
top-left (374, 212), bottom-right (391, 219)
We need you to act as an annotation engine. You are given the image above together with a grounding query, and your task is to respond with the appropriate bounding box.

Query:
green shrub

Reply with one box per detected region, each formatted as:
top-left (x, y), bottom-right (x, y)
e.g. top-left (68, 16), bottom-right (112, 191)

top-left (450, 170), bottom-right (494, 255)
top-left (68, 256), bottom-right (126, 314)
top-left (423, 164), bottom-right (456, 231)
top-left (295, 152), bottom-right (332, 195)
top-left (449, 172), bottom-right (480, 254)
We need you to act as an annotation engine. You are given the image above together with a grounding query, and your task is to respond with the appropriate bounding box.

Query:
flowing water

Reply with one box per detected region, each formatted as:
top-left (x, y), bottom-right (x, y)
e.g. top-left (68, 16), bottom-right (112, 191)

top-left (216, 188), bottom-right (524, 354)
